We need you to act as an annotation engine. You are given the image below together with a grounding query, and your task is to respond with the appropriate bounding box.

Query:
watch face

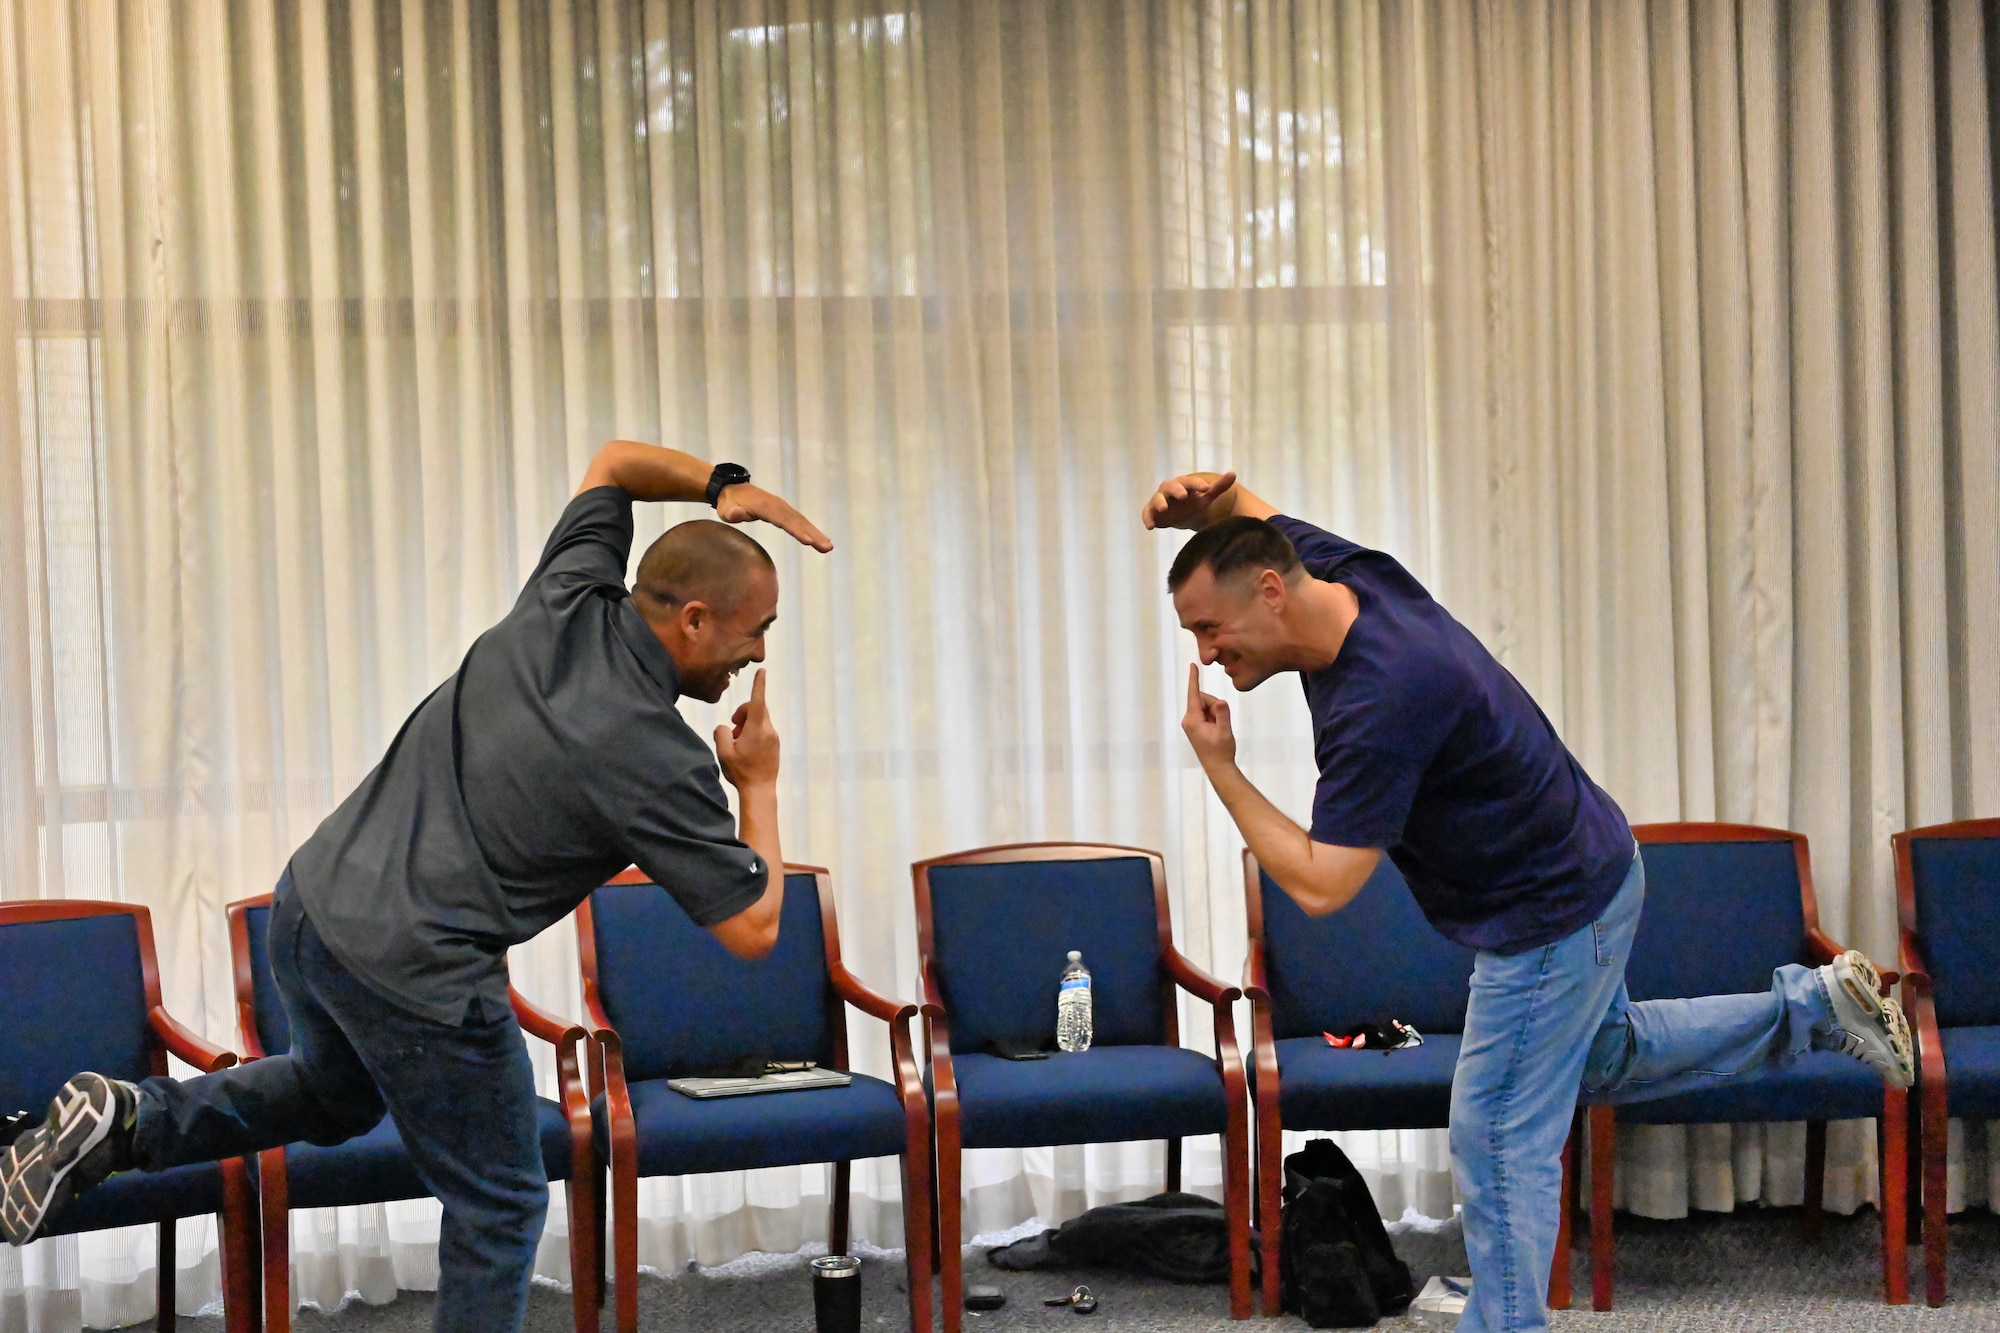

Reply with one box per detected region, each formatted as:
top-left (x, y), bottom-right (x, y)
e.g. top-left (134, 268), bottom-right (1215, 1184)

top-left (718, 464), bottom-right (751, 484)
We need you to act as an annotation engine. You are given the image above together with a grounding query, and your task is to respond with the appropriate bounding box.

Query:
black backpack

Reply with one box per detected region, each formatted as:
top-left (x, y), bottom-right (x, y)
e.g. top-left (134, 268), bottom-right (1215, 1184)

top-left (1280, 1140), bottom-right (1415, 1327)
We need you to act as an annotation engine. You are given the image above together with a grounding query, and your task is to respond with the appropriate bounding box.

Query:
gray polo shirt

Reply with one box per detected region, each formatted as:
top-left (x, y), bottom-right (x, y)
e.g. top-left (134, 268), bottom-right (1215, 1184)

top-left (289, 486), bottom-right (768, 1024)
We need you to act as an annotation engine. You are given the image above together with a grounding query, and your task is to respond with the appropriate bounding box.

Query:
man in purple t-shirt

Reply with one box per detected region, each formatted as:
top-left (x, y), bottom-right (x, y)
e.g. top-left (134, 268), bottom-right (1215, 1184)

top-left (1143, 471), bottom-right (1912, 1333)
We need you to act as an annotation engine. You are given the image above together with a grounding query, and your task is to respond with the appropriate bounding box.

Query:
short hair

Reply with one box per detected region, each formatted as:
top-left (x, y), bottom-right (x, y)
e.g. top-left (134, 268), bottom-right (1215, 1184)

top-left (633, 519), bottom-right (775, 613)
top-left (1166, 515), bottom-right (1302, 592)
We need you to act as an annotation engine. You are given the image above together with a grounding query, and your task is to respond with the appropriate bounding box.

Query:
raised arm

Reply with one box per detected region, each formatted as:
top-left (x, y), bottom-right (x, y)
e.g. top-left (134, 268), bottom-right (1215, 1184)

top-left (706, 667), bottom-right (786, 959)
top-left (1141, 471), bottom-right (1280, 531)
top-left (578, 440), bottom-right (833, 552)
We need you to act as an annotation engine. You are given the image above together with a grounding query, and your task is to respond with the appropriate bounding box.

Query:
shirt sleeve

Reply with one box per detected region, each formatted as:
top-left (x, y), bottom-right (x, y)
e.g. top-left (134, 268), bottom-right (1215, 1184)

top-left (619, 757), bottom-right (769, 928)
top-left (1309, 742), bottom-right (1426, 849)
top-left (526, 486), bottom-right (636, 597)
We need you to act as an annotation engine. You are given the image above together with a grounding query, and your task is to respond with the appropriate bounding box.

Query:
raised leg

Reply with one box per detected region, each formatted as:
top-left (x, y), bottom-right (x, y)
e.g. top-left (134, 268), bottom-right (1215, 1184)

top-left (158, 1218), bottom-right (176, 1333)
top-left (1166, 1137), bottom-right (1183, 1194)
top-left (1804, 1120), bottom-right (1827, 1243)
top-left (1881, 1088), bottom-right (1909, 1304)
top-left (1589, 1105), bottom-right (1615, 1312)
top-left (1549, 1113), bottom-right (1576, 1310)
top-left (831, 1160), bottom-right (852, 1257)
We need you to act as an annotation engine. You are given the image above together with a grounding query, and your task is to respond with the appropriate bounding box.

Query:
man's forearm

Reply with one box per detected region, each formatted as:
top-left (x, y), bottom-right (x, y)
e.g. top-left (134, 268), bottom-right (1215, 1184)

top-left (735, 783), bottom-right (785, 931)
top-left (577, 440), bottom-right (714, 502)
top-left (1202, 759), bottom-right (1374, 916)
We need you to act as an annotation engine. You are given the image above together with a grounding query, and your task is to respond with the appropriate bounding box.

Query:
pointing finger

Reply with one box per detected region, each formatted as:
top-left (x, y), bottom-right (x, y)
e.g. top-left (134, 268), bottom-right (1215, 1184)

top-left (749, 667), bottom-right (767, 708)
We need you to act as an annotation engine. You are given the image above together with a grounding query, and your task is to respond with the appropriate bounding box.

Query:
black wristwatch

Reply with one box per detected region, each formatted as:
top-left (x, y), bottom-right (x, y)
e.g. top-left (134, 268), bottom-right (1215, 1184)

top-left (705, 462), bottom-right (751, 507)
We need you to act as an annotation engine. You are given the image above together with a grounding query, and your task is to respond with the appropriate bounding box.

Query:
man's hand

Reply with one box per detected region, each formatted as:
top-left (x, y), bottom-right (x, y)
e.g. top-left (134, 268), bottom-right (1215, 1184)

top-left (716, 482), bottom-right (834, 553)
top-left (714, 669), bottom-right (780, 789)
top-left (1182, 664), bottom-right (1236, 769)
top-left (1143, 471), bottom-right (1239, 530)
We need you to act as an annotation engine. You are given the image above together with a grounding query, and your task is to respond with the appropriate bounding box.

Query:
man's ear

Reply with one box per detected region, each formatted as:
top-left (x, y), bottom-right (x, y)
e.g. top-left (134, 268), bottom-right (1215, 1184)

top-left (1257, 567), bottom-right (1288, 607)
top-left (679, 599), bottom-right (712, 635)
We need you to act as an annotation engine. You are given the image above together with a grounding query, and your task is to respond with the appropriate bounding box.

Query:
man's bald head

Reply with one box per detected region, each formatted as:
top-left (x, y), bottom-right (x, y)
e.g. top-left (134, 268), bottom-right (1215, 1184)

top-left (633, 519), bottom-right (775, 617)
top-left (632, 520), bottom-right (780, 703)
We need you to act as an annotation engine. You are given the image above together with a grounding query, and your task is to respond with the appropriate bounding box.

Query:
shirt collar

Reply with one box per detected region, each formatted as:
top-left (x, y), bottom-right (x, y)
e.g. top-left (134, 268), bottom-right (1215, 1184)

top-left (613, 594), bottom-right (681, 701)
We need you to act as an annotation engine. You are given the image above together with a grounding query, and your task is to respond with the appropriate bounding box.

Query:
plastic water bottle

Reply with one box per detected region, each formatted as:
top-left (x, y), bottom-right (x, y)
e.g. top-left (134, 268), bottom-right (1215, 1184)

top-left (1056, 951), bottom-right (1093, 1052)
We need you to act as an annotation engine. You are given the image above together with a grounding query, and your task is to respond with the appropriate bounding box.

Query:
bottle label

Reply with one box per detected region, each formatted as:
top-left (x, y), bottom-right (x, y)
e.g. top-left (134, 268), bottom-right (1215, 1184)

top-left (1060, 977), bottom-right (1090, 993)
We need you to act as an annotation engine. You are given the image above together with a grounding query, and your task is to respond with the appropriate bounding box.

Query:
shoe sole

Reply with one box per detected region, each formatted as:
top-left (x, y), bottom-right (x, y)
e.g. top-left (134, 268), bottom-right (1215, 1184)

top-left (0, 1075), bottom-right (118, 1246)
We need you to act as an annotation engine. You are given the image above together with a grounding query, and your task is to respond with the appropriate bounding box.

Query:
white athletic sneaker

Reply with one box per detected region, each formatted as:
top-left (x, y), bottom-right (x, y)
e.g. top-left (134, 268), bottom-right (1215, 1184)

top-left (1819, 950), bottom-right (1915, 1090)
top-left (0, 1073), bottom-right (139, 1246)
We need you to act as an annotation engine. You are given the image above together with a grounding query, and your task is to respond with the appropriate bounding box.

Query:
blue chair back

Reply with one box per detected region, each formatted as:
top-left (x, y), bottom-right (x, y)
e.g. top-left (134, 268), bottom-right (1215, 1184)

top-left (1908, 831), bottom-right (2000, 1027)
top-left (922, 852), bottom-right (1167, 1054)
top-left (588, 872), bottom-right (837, 1084)
top-left (0, 910), bottom-right (154, 1120)
top-left (1256, 858), bottom-right (1474, 1038)
top-left (240, 901), bottom-right (292, 1057)
top-left (1624, 836), bottom-right (1806, 1001)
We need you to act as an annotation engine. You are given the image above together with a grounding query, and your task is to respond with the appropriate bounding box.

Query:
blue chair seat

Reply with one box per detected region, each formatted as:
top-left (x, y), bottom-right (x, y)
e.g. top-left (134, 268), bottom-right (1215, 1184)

top-left (599, 1074), bottom-right (908, 1178)
top-left (1609, 1049), bottom-right (1886, 1125)
top-left (49, 1161), bottom-right (225, 1238)
top-left (1939, 1026), bottom-right (2000, 1120)
top-left (277, 1098), bottom-right (574, 1211)
top-left (1266, 1034), bottom-right (1462, 1131)
top-left (944, 1047), bottom-right (1227, 1149)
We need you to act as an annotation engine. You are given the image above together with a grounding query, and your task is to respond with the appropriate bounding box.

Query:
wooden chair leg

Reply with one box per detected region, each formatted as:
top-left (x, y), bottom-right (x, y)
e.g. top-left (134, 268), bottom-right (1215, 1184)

top-left (1166, 1137), bottom-right (1183, 1194)
top-left (1589, 1105), bottom-right (1615, 1312)
top-left (157, 1219), bottom-right (176, 1333)
top-left (594, 1157), bottom-right (609, 1309)
top-left (1224, 1122), bottom-right (1252, 1319)
top-left (901, 1137), bottom-right (935, 1333)
top-left (614, 1152), bottom-right (640, 1333)
top-left (260, 1149), bottom-right (291, 1333)
top-left (830, 1160), bottom-right (853, 1257)
top-left (217, 1160), bottom-right (260, 1333)
top-left (1881, 1089), bottom-right (1910, 1304)
top-left (1922, 1076), bottom-right (1949, 1306)
top-left (937, 1120), bottom-right (964, 1333)
top-left (1804, 1119), bottom-right (1827, 1243)
top-left (1549, 1112), bottom-right (1577, 1310)
top-left (1254, 1122), bottom-right (1283, 1317)
top-left (565, 1179), bottom-right (596, 1333)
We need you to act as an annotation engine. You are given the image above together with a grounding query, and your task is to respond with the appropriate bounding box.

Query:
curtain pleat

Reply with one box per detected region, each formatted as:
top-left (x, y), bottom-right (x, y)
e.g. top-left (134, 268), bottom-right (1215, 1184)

top-left (3, 2), bottom-right (1996, 1325)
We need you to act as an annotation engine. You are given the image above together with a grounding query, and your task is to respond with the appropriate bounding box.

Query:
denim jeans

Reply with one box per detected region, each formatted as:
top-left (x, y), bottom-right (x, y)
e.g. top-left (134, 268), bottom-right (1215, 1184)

top-left (1450, 848), bottom-right (1840, 1333)
top-left (131, 870), bottom-right (548, 1333)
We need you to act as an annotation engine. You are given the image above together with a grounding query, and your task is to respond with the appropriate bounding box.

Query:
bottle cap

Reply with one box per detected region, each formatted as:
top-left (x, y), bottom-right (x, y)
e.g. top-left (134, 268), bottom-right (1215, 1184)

top-left (1068, 950), bottom-right (1081, 961)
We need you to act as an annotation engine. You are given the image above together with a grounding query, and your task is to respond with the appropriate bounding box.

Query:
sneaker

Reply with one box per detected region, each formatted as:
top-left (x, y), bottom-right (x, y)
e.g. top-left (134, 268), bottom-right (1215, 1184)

top-left (1820, 950), bottom-right (1915, 1090)
top-left (0, 1073), bottom-right (139, 1246)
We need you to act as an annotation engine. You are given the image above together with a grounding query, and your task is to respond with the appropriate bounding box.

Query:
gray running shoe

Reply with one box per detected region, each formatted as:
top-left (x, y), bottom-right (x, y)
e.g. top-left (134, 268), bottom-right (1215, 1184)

top-left (0, 1073), bottom-right (139, 1246)
top-left (1820, 950), bottom-right (1915, 1090)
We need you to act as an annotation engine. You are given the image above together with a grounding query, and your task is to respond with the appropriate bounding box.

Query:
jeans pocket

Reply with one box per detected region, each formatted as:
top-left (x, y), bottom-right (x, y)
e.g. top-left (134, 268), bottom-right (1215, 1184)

top-left (1592, 919), bottom-right (1614, 967)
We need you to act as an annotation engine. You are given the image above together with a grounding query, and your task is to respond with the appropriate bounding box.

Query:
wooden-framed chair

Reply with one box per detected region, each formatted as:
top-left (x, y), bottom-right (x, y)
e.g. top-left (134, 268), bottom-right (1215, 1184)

top-left (914, 842), bottom-right (1253, 1330)
top-left (579, 863), bottom-right (934, 1333)
top-left (0, 900), bottom-right (259, 1332)
top-left (1894, 815), bottom-right (2000, 1307)
top-left (1242, 849), bottom-right (1475, 1316)
top-left (1559, 823), bottom-right (1910, 1309)
top-left (225, 893), bottom-right (598, 1333)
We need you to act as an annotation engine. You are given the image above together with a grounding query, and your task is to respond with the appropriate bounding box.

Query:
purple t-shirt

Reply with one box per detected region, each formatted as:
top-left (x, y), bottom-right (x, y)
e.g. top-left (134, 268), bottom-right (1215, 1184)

top-left (1270, 514), bottom-right (1633, 954)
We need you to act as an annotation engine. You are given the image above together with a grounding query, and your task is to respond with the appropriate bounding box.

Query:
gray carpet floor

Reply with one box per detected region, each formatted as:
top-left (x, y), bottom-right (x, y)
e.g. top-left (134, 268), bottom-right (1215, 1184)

top-left (141, 1208), bottom-right (2000, 1331)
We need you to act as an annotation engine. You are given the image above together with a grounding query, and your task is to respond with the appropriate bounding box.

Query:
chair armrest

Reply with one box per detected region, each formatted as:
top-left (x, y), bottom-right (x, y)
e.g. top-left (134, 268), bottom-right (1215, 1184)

top-left (509, 986), bottom-right (587, 1048)
top-left (829, 964), bottom-right (920, 1025)
top-left (1803, 926), bottom-right (1845, 967)
top-left (1164, 947), bottom-right (1241, 1008)
top-left (1241, 939), bottom-right (1268, 1001)
top-left (149, 1007), bottom-right (238, 1074)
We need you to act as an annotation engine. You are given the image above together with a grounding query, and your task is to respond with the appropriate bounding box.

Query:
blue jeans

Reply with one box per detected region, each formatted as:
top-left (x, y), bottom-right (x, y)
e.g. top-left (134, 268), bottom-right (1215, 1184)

top-left (1450, 849), bottom-right (1839, 1333)
top-left (131, 871), bottom-right (548, 1333)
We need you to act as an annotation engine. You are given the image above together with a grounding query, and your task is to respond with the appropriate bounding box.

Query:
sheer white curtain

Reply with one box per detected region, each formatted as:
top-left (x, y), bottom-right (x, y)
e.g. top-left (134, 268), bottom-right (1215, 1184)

top-left (3, 1), bottom-right (1996, 1328)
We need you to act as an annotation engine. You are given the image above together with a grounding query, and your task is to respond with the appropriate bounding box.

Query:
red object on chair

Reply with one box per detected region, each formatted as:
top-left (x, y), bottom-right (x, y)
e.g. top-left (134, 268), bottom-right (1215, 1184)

top-left (0, 900), bottom-right (259, 1333)
top-left (1554, 822), bottom-right (1910, 1310)
top-left (225, 893), bottom-right (599, 1333)
top-left (1895, 815), bottom-right (2000, 1307)
top-left (581, 863), bottom-right (935, 1333)
top-left (916, 843), bottom-right (1254, 1330)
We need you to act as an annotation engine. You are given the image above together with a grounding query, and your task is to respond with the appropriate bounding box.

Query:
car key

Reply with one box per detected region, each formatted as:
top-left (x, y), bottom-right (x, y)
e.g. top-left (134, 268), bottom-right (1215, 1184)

top-left (1042, 1284), bottom-right (1097, 1314)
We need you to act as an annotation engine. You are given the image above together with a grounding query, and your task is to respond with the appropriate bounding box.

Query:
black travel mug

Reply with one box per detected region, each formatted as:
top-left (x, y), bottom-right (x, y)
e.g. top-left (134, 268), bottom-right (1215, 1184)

top-left (812, 1254), bottom-right (862, 1333)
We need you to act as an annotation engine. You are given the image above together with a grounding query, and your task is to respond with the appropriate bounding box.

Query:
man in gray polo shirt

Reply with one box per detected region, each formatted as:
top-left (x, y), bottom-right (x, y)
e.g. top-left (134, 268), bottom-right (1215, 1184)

top-left (1, 441), bottom-right (830, 1331)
